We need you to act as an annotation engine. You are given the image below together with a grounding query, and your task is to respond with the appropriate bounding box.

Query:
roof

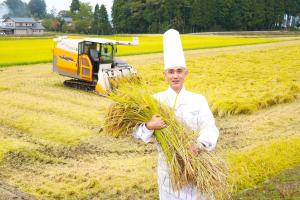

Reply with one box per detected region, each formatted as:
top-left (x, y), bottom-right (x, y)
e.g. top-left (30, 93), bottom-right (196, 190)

top-left (55, 37), bottom-right (138, 46)
top-left (83, 38), bottom-right (138, 46)
top-left (13, 26), bottom-right (45, 30)
top-left (54, 37), bottom-right (139, 54)
top-left (33, 23), bottom-right (45, 30)
top-left (5, 17), bottom-right (36, 23)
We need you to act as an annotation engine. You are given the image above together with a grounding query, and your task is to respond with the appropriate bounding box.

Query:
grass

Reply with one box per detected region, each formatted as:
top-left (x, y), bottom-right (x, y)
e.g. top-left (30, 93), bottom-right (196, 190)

top-left (0, 35), bottom-right (279, 67)
top-left (0, 40), bottom-right (299, 199)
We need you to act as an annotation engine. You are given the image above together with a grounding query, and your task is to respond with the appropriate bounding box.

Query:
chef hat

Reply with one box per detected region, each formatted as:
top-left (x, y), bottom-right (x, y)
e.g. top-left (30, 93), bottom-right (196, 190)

top-left (163, 29), bottom-right (186, 70)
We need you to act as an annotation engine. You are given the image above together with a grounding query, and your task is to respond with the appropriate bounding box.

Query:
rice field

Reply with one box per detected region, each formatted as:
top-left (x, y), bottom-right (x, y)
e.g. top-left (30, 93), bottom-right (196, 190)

top-left (0, 35), bottom-right (278, 67)
top-left (0, 38), bottom-right (299, 199)
top-left (0, 38), bottom-right (54, 66)
top-left (132, 43), bottom-right (300, 116)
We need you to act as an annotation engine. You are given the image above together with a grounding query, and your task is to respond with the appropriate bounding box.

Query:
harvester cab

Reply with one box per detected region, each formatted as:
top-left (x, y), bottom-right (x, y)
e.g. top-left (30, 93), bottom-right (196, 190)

top-left (52, 37), bottom-right (138, 96)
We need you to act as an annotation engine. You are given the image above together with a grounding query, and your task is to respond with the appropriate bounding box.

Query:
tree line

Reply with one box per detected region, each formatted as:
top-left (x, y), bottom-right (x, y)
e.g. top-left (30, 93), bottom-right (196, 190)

top-left (112, 0), bottom-right (300, 33)
top-left (2, 0), bottom-right (300, 34)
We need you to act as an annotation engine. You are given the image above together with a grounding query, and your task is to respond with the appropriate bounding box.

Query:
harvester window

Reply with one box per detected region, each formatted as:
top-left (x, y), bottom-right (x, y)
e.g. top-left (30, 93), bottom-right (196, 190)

top-left (78, 42), bottom-right (84, 55)
top-left (100, 45), bottom-right (113, 64)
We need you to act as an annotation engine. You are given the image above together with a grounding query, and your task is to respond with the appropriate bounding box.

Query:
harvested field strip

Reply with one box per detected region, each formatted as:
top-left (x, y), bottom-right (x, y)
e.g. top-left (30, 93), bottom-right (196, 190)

top-left (16, 87), bottom-right (108, 110)
top-left (228, 137), bottom-right (300, 192)
top-left (0, 105), bottom-right (93, 145)
top-left (1, 155), bottom-right (157, 199)
top-left (0, 91), bottom-right (104, 127)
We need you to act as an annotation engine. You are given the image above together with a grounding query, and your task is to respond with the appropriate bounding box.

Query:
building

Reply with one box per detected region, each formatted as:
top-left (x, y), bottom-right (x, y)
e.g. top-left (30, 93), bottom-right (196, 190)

top-left (62, 17), bottom-right (73, 26)
top-left (0, 17), bottom-right (45, 35)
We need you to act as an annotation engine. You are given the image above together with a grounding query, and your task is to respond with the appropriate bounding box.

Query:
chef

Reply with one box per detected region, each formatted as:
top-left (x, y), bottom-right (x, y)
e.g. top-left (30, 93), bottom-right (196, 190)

top-left (133, 29), bottom-right (219, 200)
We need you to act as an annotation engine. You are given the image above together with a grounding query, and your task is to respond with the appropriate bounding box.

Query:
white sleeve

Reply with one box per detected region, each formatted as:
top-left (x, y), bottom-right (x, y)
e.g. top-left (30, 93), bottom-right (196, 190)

top-left (196, 97), bottom-right (219, 151)
top-left (133, 123), bottom-right (154, 143)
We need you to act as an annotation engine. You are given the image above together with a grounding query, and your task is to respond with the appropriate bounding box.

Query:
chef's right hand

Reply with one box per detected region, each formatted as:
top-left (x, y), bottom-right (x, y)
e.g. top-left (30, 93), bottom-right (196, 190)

top-left (145, 115), bottom-right (167, 130)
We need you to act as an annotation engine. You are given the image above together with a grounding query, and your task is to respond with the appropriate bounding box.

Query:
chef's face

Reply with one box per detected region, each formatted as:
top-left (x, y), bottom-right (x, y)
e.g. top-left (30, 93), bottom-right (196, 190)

top-left (164, 67), bottom-right (188, 93)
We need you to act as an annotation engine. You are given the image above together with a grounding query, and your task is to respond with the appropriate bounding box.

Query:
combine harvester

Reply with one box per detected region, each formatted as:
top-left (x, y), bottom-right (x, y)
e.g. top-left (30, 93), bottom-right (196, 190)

top-left (52, 36), bottom-right (138, 96)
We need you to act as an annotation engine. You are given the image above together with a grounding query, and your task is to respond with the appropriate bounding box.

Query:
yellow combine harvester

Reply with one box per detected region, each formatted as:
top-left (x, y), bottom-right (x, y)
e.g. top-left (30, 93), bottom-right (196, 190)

top-left (52, 36), bottom-right (138, 96)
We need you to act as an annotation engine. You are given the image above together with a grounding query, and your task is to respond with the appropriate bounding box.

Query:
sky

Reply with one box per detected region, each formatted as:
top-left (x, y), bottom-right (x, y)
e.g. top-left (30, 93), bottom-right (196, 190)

top-left (21, 0), bottom-right (113, 16)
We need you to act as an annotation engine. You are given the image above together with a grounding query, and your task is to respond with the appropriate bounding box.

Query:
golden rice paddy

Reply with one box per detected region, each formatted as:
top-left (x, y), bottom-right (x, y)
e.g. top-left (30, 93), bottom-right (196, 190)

top-left (0, 37), bottom-right (299, 199)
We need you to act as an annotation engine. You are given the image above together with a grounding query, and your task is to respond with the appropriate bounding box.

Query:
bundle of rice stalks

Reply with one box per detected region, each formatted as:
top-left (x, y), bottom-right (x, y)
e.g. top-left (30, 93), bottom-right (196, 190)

top-left (104, 85), bottom-right (230, 199)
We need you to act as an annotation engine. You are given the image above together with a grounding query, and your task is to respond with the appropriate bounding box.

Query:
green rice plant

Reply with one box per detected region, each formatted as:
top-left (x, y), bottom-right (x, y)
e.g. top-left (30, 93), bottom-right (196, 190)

top-left (104, 84), bottom-right (229, 199)
top-left (0, 35), bottom-right (278, 67)
top-left (227, 137), bottom-right (300, 192)
top-left (0, 38), bottom-right (53, 67)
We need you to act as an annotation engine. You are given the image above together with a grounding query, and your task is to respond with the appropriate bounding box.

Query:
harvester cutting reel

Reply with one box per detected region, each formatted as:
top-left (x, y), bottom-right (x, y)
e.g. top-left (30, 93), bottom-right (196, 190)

top-left (95, 63), bottom-right (137, 96)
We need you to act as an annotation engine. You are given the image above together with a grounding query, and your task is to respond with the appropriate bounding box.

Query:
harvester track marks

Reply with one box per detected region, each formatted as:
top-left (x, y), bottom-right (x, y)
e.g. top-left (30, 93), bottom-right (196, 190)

top-left (0, 181), bottom-right (35, 200)
top-left (63, 79), bottom-right (96, 93)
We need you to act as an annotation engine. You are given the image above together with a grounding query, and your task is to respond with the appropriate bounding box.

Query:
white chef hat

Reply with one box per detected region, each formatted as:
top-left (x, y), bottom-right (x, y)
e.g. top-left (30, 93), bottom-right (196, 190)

top-left (163, 29), bottom-right (186, 70)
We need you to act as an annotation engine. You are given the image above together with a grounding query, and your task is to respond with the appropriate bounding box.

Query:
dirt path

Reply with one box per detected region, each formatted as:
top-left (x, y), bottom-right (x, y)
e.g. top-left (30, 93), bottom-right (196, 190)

top-left (0, 181), bottom-right (35, 200)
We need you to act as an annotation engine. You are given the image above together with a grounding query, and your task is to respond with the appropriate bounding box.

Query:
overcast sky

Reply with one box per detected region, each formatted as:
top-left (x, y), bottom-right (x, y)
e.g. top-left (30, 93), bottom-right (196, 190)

top-left (21, 0), bottom-right (113, 16)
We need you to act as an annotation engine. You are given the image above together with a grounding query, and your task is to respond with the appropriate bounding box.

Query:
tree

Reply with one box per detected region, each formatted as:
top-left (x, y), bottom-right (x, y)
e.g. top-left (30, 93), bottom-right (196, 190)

top-left (143, 0), bottom-right (163, 33)
top-left (273, 0), bottom-right (285, 28)
top-left (70, 0), bottom-right (80, 13)
top-left (112, 0), bottom-right (130, 33)
top-left (4, 0), bottom-right (30, 17)
top-left (92, 4), bottom-right (100, 34)
top-left (98, 4), bottom-right (112, 34)
top-left (72, 2), bottom-right (93, 34)
top-left (190, 0), bottom-right (202, 32)
top-left (190, 0), bottom-right (215, 32)
top-left (127, 0), bottom-right (147, 33)
top-left (110, 0), bottom-right (296, 33)
top-left (264, 0), bottom-right (276, 29)
top-left (28, 0), bottom-right (46, 18)
top-left (215, 0), bottom-right (234, 30)
top-left (42, 18), bottom-right (60, 31)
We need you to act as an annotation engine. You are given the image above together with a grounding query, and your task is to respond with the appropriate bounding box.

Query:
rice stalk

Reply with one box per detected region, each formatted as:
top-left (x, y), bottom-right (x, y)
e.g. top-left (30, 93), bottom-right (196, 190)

top-left (104, 84), bottom-right (230, 199)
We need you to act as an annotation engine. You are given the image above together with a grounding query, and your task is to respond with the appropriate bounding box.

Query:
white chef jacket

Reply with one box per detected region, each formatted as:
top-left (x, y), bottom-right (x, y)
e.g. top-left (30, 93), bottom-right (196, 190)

top-left (133, 86), bottom-right (219, 200)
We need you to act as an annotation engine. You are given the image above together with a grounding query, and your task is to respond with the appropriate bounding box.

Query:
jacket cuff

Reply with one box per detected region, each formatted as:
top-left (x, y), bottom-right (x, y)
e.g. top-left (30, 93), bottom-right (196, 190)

top-left (141, 123), bottom-right (154, 134)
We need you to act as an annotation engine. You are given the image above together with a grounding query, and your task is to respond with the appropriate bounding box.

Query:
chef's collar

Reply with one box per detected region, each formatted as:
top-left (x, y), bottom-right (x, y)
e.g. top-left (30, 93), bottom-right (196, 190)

top-left (167, 86), bottom-right (186, 96)
top-left (167, 86), bottom-right (186, 109)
